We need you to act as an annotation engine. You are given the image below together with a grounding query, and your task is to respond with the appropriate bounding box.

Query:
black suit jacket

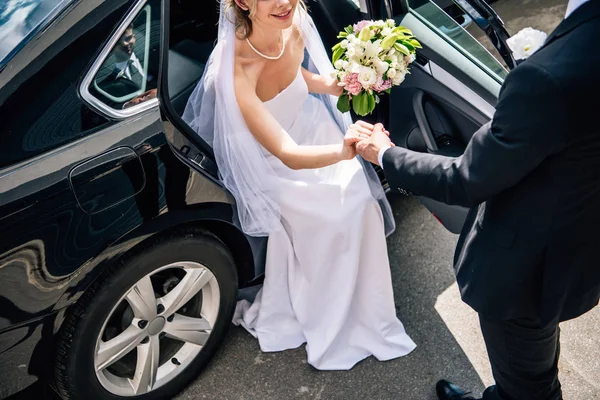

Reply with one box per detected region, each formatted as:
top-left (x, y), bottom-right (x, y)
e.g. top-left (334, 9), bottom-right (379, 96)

top-left (383, 1), bottom-right (600, 324)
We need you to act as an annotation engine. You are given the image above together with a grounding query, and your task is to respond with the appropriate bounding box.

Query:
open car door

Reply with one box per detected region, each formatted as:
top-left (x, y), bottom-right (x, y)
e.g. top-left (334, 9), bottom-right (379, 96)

top-left (381, 0), bottom-right (514, 233)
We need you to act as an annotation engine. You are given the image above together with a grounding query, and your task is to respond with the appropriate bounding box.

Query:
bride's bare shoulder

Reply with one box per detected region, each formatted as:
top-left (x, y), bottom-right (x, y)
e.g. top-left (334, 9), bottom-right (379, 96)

top-left (233, 39), bottom-right (263, 93)
top-left (290, 23), bottom-right (305, 49)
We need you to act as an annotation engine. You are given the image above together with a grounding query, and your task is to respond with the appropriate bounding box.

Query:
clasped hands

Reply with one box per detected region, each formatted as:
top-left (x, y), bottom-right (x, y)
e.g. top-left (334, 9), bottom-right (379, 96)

top-left (342, 121), bottom-right (394, 165)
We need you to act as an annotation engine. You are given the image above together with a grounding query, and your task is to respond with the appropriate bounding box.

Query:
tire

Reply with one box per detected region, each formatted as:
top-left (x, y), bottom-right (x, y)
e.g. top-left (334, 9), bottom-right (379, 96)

top-left (54, 229), bottom-right (238, 400)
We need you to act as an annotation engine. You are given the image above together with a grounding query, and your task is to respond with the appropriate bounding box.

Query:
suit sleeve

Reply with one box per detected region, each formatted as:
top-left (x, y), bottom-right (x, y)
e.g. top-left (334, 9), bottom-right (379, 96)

top-left (382, 63), bottom-right (568, 207)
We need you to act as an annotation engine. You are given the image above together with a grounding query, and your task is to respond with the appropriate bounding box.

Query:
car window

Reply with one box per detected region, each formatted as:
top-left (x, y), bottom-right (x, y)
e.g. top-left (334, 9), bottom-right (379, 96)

top-left (462, 0), bottom-right (567, 68)
top-left (0, 1), bottom-right (132, 169)
top-left (0, 0), bottom-right (74, 70)
top-left (404, 0), bottom-right (508, 82)
top-left (84, 0), bottom-right (161, 115)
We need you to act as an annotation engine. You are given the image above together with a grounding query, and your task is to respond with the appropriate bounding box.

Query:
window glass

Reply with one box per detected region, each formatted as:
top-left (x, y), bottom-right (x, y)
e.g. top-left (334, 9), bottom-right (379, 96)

top-left (0, 2), bottom-right (130, 168)
top-left (462, 0), bottom-right (567, 69)
top-left (404, 0), bottom-right (568, 78)
top-left (0, 0), bottom-right (74, 70)
top-left (88, 0), bottom-right (161, 111)
top-left (404, 0), bottom-right (508, 81)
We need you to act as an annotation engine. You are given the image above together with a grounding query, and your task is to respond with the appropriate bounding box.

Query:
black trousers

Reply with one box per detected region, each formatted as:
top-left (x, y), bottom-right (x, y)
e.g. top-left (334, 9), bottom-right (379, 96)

top-left (479, 315), bottom-right (563, 400)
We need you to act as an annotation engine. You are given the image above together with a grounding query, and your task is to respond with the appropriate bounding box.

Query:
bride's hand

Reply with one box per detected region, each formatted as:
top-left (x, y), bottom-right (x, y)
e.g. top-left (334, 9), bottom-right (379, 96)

top-left (341, 121), bottom-right (376, 160)
top-left (327, 77), bottom-right (345, 97)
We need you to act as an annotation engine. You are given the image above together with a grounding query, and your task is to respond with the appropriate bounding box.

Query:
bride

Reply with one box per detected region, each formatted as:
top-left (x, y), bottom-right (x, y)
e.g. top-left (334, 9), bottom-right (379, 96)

top-left (183, 0), bottom-right (416, 370)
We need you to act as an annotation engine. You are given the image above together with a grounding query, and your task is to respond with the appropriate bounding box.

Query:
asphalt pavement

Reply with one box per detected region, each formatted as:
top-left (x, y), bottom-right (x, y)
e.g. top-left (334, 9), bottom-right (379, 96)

top-left (177, 194), bottom-right (600, 400)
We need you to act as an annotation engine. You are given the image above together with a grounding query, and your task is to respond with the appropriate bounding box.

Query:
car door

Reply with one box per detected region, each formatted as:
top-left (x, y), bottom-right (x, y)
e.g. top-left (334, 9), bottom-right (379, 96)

top-left (384, 0), bottom-right (514, 233)
top-left (379, 0), bottom-right (508, 233)
top-left (0, 1), bottom-right (167, 394)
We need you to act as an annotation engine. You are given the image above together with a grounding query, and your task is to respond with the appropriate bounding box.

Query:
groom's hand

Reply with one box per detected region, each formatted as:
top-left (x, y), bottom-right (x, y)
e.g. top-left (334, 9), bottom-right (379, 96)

top-left (356, 123), bottom-right (392, 165)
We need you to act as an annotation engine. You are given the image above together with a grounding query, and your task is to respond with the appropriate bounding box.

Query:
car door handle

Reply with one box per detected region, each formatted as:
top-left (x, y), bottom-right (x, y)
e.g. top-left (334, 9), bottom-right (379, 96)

top-left (69, 147), bottom-right (145, 214)
top-left (412, 90), bottom-right (439, 152)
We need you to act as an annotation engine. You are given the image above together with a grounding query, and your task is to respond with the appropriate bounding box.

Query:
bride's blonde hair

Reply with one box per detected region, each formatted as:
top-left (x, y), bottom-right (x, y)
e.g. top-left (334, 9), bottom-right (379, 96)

top-left (225, 0), bottom-right (307, 39)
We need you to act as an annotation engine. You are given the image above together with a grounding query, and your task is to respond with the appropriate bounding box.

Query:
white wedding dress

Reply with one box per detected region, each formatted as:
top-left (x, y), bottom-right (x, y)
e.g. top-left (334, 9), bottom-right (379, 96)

top-left (232, 67), bottom-right (416, 370)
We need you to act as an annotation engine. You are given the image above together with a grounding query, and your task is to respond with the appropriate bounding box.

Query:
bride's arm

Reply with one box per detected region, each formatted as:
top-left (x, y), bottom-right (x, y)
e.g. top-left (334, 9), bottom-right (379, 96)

top-left (301, 67), bottom-right (343, 97)
top-left (235, 76), bottom-right (370, 170)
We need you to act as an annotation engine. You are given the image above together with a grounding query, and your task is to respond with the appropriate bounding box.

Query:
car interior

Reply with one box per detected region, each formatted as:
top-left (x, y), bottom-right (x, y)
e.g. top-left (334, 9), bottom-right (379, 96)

top-left (165, 0), bottom-right (218, 116)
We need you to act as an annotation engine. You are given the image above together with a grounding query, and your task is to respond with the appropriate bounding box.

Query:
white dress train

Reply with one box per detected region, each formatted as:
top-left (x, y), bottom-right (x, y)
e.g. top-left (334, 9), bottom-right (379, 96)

top-left (232, 67), bottom-right (416, 370)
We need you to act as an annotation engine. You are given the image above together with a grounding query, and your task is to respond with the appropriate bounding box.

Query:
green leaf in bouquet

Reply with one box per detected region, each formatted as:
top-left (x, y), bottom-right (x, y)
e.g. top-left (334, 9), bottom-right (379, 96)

top-left (393, 26), bottom-right (413, 35)
top-left (352, 92), bottom-right (368, 116)
top-left (384, 88), bottom-right (392, 94)
top-left (332, 46), bottom-right (345, 64)
top-left (367, 93), bottom-right (376, 114)
top-left (337, 93), bottom-right (351, 113)
top-left (393, 43), bottom-right (411, 56)
top-left (380, 34), bottom-right (398, 50)
top-left (332, 42), bottom-right (342, 52)
top-left (344, 25), bottom-right (354, 34)
top-left (337, 32), bottom-right (349, 38)
top-left (409, 38), bottom-right (422, 49)
top-left (358, 26), bottom-right (371, 42)
top-left (352, 92), bottom-right (377, 117)
top-left (401, 41), bottom-right (415, 52)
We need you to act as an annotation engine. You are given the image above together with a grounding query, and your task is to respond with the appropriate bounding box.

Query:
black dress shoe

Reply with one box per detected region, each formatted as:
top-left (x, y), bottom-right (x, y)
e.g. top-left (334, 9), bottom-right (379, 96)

top-left (436, 380), bottom-right (480, 400)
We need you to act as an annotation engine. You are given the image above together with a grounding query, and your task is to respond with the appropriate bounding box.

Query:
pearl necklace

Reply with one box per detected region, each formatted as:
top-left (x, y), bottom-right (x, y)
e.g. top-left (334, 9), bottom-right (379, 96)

top-left (245, 35), bottom-right (285, 60)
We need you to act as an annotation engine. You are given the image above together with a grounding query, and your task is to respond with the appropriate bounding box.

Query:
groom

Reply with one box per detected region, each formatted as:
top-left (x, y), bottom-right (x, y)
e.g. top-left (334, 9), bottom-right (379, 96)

top-left (357, 1), bottom-right (600, 399)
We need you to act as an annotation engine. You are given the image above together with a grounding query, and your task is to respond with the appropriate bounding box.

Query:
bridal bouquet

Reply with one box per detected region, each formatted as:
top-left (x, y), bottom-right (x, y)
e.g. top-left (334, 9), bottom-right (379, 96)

top-left (332, 19), bottom-right (421, 116)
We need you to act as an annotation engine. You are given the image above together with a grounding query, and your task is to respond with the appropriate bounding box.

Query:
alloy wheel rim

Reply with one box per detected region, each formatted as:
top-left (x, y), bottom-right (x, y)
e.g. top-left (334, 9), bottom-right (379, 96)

top-left (93, 261), bottom-right (221, 396)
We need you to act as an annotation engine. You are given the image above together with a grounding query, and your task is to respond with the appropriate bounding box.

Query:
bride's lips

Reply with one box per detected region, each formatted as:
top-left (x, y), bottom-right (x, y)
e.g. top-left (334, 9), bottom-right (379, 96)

top-left (271, 8), bottom-right (292, 21)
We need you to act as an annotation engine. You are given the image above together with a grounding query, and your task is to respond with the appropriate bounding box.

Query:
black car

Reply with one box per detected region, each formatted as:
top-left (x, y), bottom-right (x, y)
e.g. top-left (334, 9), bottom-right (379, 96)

top-left (0, 0), bottom-right (515, 398)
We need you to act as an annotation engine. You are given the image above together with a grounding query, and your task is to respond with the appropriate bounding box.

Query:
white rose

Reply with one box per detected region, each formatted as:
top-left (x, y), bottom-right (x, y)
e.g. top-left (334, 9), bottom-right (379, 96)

top-left (357, 66), bottom-right (378, 89)
top-left (392, 69), bottom-right (407, 85)
top-left (506, 27), bottom-right (547, 60)
top-left (347, 60), bottom-right (362, 74)
top-left (347, 34), bottom-right (356, 42)
top-left (334, 59), bottom-right (344, 69)
top-left (340, 39), bottom-right (349, 49)
top-left (387, 68), bottom-right (397, 79)
top-left (346, 46), bottom-right (356, 58)
top-left (386, 19), bottom-right (395, 27)
top-left (372, 58), bottom-right (389, 75)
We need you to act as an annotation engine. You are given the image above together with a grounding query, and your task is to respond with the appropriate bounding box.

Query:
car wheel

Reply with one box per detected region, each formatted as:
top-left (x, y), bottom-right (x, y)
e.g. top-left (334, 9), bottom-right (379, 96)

top-left (54, 229), bottom-right (238, 400)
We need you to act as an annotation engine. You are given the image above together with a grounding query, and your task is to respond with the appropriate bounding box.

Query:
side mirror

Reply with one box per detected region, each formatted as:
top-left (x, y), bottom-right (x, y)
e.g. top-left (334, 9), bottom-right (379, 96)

top-left (452, 0), bottom-right (517, 70)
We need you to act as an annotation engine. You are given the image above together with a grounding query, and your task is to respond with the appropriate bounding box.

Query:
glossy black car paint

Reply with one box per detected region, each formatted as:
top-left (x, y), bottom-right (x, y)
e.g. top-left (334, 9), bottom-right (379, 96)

top-left (0, 1), bottom-right (256, 398)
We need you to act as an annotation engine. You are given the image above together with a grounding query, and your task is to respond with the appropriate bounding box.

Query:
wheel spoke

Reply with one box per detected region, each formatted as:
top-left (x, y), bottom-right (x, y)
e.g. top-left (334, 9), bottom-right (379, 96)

top-left (159, 268), bottom-right (214, 316)
top-left (96, 325), bottom-right (145, 371)
top-left (129, 335), bottom-right (160, 395)
top-left (125, 276), bottom-right (157, 321)
top-left (163, 313), bottom-right (212, 346)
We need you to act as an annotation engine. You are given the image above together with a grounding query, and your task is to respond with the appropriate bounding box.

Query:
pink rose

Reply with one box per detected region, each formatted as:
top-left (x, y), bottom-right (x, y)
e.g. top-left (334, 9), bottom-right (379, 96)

top-left (342, 73), bottom-right (363, 96)
top-left (373, 77), bottom-right (392, 92)
top-left (353, 20), bottom-right (370, 34)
